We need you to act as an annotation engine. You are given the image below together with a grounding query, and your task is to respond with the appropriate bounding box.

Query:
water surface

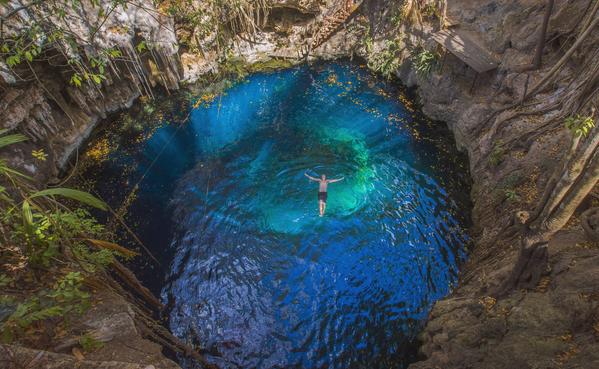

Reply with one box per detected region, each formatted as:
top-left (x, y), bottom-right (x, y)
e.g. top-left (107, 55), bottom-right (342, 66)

top-left (78, 62), bottom-right (470, 368)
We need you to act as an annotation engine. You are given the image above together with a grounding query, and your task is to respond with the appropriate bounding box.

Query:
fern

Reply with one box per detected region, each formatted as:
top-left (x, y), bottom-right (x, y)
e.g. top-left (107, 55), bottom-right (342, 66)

top-left (565, 115), bottom-right (595, 137)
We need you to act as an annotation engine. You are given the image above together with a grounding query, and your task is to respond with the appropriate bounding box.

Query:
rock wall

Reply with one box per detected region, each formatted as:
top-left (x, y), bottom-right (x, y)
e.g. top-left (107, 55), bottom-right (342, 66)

top-left (0, 0), bottom-right (180, 184)
top-left (3, 0), bottom-right (599, 367)
top-left (1, 290), bottom-right (180, 369)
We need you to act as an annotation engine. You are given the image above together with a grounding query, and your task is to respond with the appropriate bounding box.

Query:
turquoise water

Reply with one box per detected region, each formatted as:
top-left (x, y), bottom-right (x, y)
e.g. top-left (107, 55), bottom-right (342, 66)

top-left (79, 62), bottom-right (470, 368)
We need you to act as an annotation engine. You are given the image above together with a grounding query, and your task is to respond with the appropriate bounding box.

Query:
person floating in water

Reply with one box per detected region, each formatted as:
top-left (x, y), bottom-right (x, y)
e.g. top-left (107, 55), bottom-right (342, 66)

top-left (304, 172), bottom-right (344, 217)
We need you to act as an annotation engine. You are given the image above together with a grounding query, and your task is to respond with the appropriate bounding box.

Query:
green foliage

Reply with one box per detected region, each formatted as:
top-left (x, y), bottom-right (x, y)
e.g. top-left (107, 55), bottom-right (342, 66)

top-left (0, 131), bottom-right (135, 344)
top-left (218, 53), bottom-right (293, 81)
top-left (420, 3), bottom-right (440, 19)
top-left (220, 55), bottom-right (249, 80)
top-left (399, 0), bottom-right (443, 25)
top-left (120, 114), bottom-right (145, 137)
top-left (411, 47), bottom-right (438, 77)
top-left (0, 131), bottom-right (27, 149)
top-left (70, 73), bottom-right (83, 87)
top-left (364, 35), bottom-right (374, 54)
top-left (246, 58), bottom-right (294, 74)
top-left (1, 1), bottom-right (130, 90)
top-left (79, 334), bottom-right (105, 352)
top-left (136, 40), bottom-right (147, 54)
top-left (30, 188), bottom-right (108, 210)
top-left (367, 38), bottom-right (403, 79)
top-left (390, 10), bottom-right (403, 28)
top-left (143, 102), bottom-right (156, 116)
top-left (9, 207), bottom-right (107, 268)
top-left (489, 141), bottom-right (506, 166)
top-left (565, 115), bottom-right (595, 137)
top-left (1, 272), bottom-right (91, 343)
top-left (504, 189), bottom-right (520, 203)
top-left (0, 274), bottom-right (12, 288)
top-left (47, 272), bottom-right (91, 314)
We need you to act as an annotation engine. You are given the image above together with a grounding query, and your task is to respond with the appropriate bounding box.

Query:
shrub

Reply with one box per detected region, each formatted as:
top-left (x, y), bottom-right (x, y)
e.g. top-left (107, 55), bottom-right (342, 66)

top-left (80, 333), bottom-right (105, 352)
top-left (504, 189), bottom-right (520, 203)
top-left (0, 130), bottom-right (132, 344)
top-left (367, 38), bottom-right (403, 79)
top-left (411, 47), bottom-right (438, 77)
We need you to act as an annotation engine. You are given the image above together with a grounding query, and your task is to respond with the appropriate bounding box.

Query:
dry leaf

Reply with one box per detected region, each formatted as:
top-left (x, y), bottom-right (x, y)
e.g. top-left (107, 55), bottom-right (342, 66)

top-left (72, 347), bottom-right (85, 361)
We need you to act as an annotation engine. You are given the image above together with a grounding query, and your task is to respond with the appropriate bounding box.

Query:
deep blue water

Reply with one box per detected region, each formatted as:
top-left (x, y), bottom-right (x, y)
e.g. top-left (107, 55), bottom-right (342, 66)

top-left (78, 62), bottom-right (470, 369)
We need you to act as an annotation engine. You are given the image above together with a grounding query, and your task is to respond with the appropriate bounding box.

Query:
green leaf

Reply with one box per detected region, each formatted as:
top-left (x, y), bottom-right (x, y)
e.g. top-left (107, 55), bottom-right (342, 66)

top-left (30, 188), bottom-right (108, 210)
top-left (70, 73), bottom-right (82, 87)
top-left (136, 40), bottom-right (146, 53)
top-left (22, 200), bottom-right (34, 234)
top-left (0, 160), bottom-right (31, 180)
top-left (6, 55), bottom-right (20, 67)
top-left (108, 48), bottom-right (121, 58)
top-left (0, 133), bottom-right (27, 148)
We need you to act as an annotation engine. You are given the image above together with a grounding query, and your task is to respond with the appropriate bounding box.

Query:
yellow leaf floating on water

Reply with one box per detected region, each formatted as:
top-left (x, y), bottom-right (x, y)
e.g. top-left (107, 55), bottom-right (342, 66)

top-left (85, 138), bottom-right (112, 163)
top-left (193, 93), bottom-right (217, 109)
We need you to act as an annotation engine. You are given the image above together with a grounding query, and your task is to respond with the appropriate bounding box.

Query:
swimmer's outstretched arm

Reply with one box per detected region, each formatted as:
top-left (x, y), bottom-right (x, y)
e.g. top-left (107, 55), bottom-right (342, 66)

top-left (304, 172), bottom-right (320, 181)
top-left (328, 177), bottom-right (345, 183)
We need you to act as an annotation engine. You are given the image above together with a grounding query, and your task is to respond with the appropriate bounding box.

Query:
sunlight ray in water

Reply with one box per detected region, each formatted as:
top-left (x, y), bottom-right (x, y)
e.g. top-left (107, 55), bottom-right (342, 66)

top-left (79, 62), bottom-right (471, 369)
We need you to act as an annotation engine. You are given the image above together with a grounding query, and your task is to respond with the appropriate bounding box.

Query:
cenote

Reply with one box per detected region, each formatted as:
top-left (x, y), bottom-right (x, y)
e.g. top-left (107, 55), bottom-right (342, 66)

top-left (77, 61), bottom-right (471, 368)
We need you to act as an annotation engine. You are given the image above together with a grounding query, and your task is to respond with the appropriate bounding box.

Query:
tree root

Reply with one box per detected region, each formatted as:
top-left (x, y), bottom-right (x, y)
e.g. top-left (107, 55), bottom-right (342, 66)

top-left (133, 307), bottom-right (219, 369)
top-left (493, 241), bottom-right (549, 298)
top-left (111, 260), bottom-right (163, 311)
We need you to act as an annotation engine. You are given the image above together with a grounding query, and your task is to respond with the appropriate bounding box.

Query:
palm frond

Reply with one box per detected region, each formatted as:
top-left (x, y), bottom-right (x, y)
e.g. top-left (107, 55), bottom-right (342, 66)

top-left (30, 188), bottom-right (108, 210)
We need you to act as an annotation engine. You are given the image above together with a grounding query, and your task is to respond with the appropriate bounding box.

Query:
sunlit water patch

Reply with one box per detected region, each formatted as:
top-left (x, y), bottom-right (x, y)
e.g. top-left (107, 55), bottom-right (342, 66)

top-left (77, 62), bottom-right (471, 368)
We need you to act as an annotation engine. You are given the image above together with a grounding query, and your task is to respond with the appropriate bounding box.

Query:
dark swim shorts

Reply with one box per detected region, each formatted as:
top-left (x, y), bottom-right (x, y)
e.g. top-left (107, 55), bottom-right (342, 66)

top-left (318, 192), bottom-right (327, 202)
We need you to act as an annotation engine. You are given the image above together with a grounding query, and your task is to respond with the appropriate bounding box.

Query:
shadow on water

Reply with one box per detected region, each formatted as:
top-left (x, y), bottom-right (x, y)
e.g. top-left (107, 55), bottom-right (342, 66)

top-left (76, 61), bottom-right (472, 369)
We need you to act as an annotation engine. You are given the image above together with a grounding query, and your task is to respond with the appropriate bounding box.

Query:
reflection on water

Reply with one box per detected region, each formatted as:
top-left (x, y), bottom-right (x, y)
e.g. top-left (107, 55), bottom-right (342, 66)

top-left (78, 62), bottom-right (471, 369)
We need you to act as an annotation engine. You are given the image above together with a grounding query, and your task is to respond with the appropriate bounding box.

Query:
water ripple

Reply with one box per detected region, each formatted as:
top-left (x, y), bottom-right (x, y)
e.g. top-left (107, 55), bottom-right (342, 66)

top-left (158, 63), bottom-right (471, 368)
top-left (80, 62), bottom-right (470, 369)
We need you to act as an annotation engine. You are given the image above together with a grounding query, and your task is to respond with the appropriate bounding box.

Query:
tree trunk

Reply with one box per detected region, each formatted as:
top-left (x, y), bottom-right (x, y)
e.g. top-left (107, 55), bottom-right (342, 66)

top-left (533, 0), bottom-right (555, 69)
top-left (497, 130), bottom-right (599, 296)
top-left (526, 9), bottom-right (599, 99)
top-left (530, 147), bottom-right (599, 245)
top-left (532, 133), bottom-right (599, 230)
